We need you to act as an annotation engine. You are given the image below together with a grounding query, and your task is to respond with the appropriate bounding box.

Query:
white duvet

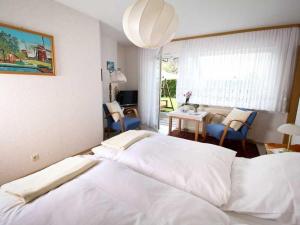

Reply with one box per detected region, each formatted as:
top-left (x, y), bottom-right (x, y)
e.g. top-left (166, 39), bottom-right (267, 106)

top-left (93, 134), bottom-right (237, 207)
top-left (223, 153), bottom-right (300, 225)
top-left (0, 159), bottom-right (230, 225)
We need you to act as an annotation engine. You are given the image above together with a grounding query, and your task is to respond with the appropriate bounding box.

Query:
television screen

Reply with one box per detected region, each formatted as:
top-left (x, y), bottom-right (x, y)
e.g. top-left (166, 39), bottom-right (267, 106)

top-left (116, 90), bottom-right (138, 106)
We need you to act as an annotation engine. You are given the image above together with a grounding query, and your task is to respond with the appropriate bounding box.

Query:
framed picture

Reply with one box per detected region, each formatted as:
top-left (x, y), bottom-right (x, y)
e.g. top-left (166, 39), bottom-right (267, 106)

top-left (0, 22), bottom-right (55, 76)
top-left (107, 61), bottom-right (115, 73)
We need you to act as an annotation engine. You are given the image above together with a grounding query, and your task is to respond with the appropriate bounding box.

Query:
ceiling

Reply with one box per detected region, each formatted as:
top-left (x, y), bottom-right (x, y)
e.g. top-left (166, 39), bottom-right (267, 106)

top-left (55, 0), bottom-right (300, 44)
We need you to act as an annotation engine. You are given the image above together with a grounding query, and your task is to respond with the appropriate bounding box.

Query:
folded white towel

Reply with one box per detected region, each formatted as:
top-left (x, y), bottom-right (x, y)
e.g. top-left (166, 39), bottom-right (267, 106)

top-left (101, 130), bottom-right (153, 150)
top-left (1, 156), bottom-right (98, 203)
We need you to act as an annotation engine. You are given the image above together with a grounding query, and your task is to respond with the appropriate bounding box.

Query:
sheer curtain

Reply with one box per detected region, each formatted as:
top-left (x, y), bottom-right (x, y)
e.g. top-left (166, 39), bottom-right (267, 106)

top-left (138, 49), bottom-right (161, 129)
top-left (177, 27), bottom-right (300, 112)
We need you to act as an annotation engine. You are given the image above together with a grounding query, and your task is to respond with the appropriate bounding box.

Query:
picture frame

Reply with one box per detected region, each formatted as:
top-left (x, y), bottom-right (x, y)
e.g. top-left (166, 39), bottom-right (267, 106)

top-left (0, 22), bottom-right (55, 76)
top-left (107, 61), bottom-right (115, 73)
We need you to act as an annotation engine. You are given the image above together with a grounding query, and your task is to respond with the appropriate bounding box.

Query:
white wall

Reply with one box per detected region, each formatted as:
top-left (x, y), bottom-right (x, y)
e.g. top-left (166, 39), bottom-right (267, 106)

top-left (0, 0), bottom-right (103, 185)
top-left (101, 33), bottom-right (139, 104)
top-left (250, 111), bottom-right (287, 143)
top-left (101, 33), bottom-right (118, 103)
top-left (117, 44), bottom-right (126, 74)
top-left (118, 45), bottom-right (139, 91)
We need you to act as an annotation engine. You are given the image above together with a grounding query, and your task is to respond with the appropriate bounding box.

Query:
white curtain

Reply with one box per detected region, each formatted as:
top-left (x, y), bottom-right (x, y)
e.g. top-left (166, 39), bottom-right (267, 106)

top-left (177, 27), bottom-right (300, 112)
top-left (138, 49), bottom-right (161, 129)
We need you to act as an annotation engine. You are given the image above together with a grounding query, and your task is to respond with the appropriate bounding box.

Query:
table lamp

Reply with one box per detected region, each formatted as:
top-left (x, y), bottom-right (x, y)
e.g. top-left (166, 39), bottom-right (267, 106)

top-left (109, 69), bottom-right (127, 102)
top-left (277, 123), bottom-right (300, 151)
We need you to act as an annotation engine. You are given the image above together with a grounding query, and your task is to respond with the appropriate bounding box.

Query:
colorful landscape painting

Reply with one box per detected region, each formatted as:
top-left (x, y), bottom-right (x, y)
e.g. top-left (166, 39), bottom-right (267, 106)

top-left (0, 23), bottom-right (55, 75)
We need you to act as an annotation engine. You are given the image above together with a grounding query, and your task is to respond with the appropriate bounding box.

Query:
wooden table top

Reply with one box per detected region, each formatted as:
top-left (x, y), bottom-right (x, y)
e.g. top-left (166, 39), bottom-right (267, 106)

top-left (168, 110), bottom-right (208, 121)
top-left (265, 143), bottom-right (300, 152)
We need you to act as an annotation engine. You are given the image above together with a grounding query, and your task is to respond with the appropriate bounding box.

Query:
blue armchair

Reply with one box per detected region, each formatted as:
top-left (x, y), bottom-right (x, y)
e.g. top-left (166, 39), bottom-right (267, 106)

top-left (205, 109), bottom-right (257, 151)
top-left (103, 104), bottom-right (141, 136)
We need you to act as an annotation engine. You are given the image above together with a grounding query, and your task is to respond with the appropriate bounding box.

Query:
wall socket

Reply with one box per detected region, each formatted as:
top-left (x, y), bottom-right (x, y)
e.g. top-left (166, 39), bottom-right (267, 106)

top-left (31, 153), bottom-right (40, 162)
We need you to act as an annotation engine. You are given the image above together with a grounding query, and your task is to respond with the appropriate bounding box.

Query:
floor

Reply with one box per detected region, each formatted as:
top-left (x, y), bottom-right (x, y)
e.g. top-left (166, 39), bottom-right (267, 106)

top-left (159, 112), bottom-right (176, 135)
top-left (169, 130), bottom-right (260, 158)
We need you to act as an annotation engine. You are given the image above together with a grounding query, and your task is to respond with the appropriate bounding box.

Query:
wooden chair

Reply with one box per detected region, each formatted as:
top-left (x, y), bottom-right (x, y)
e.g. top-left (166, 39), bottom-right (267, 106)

top-left (205, 109), bottom-right (257, 151)
top-left (103, 104), bottom-right (141, 137)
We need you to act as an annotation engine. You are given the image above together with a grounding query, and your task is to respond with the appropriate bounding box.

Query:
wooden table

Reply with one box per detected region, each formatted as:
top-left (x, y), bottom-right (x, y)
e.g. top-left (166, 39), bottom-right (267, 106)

top-left (265, 143), bottom-right (300, 154)
top-left (168, 110), bottom-right (208, 141)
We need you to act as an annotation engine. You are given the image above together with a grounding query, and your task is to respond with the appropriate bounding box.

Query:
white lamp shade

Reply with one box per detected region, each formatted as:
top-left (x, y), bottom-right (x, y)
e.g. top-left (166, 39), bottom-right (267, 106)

top-left (277, 123), bottom-right (300, 136)
top-left (110, 70), bottom-right (127, 83)
top-left (123, 0), bottom-right (178, 49)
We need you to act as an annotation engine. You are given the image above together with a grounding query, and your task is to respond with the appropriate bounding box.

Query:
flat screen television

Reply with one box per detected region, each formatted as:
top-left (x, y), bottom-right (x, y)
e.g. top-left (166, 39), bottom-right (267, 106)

top-left (116, 90), bottom-right (138, 106)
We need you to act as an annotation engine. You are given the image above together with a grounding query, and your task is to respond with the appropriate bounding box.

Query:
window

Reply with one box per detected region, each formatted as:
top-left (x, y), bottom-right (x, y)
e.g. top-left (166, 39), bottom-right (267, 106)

top-left (176, 28), bottom-right (300, 112)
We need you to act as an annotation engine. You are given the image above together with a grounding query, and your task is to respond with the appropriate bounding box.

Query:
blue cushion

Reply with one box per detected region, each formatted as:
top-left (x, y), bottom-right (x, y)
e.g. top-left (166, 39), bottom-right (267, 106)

top-left (111, 116), bottom-right (141, 132)
top-left (206, 124), bottom-right (244, 140)
top-left (103, 104), bottom-right (114, 126)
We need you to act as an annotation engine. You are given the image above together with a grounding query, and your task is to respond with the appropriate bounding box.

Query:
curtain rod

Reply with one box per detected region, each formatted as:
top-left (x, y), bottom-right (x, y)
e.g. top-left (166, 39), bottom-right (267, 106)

top-left (172, 24), bottom-right (300, 42)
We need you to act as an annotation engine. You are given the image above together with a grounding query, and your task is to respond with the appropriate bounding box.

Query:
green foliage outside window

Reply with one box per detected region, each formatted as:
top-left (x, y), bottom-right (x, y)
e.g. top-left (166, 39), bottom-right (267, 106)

top-left (161, 79), bottom-right (177, 98)
top-left (161, 57), bottom-right (178, 98)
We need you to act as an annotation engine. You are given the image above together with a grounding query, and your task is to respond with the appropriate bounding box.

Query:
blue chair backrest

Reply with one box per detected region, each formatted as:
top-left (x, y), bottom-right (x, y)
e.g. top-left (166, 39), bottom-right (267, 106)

top-left (103, 104), bottom-right (114, 127)
top-left (238, 108), bottom-right (257, 137)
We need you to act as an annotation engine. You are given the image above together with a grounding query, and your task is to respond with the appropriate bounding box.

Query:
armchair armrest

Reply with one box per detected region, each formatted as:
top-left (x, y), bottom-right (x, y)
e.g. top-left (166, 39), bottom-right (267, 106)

top-left (105, 111), bottom-right (122, 119)
top-left (219, 120), bottom-right (250, 146)
top-left (105, 112), bottom-right (125, 132)
top-left (209, 113), bottom-right (227, 123)
top-left (226, 120), bottom-right (250, 129)
top-left (124, 107), bottom-right (139, 118)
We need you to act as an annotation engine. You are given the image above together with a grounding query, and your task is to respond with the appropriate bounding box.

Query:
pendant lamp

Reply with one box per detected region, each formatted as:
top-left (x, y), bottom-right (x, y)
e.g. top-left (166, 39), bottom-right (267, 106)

top-left (123, 0), bottom-right (178, 49)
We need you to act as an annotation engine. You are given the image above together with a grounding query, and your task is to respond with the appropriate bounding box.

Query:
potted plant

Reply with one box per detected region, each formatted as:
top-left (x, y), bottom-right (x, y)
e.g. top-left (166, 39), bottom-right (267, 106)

top-left (184, 91), bottom-right (192, 104)
top-left (180, 91), bottom-right (192, 112)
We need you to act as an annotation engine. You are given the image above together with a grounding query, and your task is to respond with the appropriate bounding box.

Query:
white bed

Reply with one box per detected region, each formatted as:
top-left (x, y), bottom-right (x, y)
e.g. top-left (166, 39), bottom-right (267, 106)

top-left (1, 132), bottom-right (299, 225)
top-left (227, 212), bottom-right (282, 225)
top-left (94, 132), bottom-right (300, 225)
top-left (0, 159), bottom-right (230, 225)
top-left (0, 160), bottom-right (283, 225)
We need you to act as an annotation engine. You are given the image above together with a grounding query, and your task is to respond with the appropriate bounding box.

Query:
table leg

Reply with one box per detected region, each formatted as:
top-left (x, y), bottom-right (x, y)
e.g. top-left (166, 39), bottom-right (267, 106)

top-left (168, 116), bottom-right (173, 135)
top-left (178, 119), bottom-right (182, 133)
top-left (202, 118), bottom-right (207, 142)
top-left (195, 121), bottom-right (199, 141)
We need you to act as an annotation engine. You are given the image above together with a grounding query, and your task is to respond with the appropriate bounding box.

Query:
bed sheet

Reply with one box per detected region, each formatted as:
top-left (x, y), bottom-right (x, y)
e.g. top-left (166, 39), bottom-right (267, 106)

top-left (0, 159), bottom-right (230, 225)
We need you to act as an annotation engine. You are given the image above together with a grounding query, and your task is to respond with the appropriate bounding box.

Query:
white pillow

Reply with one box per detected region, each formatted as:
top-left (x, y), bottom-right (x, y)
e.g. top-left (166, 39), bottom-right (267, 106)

top-left (106, 101), bottom-right (124, 122)
top-left (99, 134), bottom-right (237, 207)
top-left (1, 156), bottom-right (98, 203)
top-left (223, 153), bottom-right (300, 224)
top-left (222, 108), bottom-right (252, 131)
